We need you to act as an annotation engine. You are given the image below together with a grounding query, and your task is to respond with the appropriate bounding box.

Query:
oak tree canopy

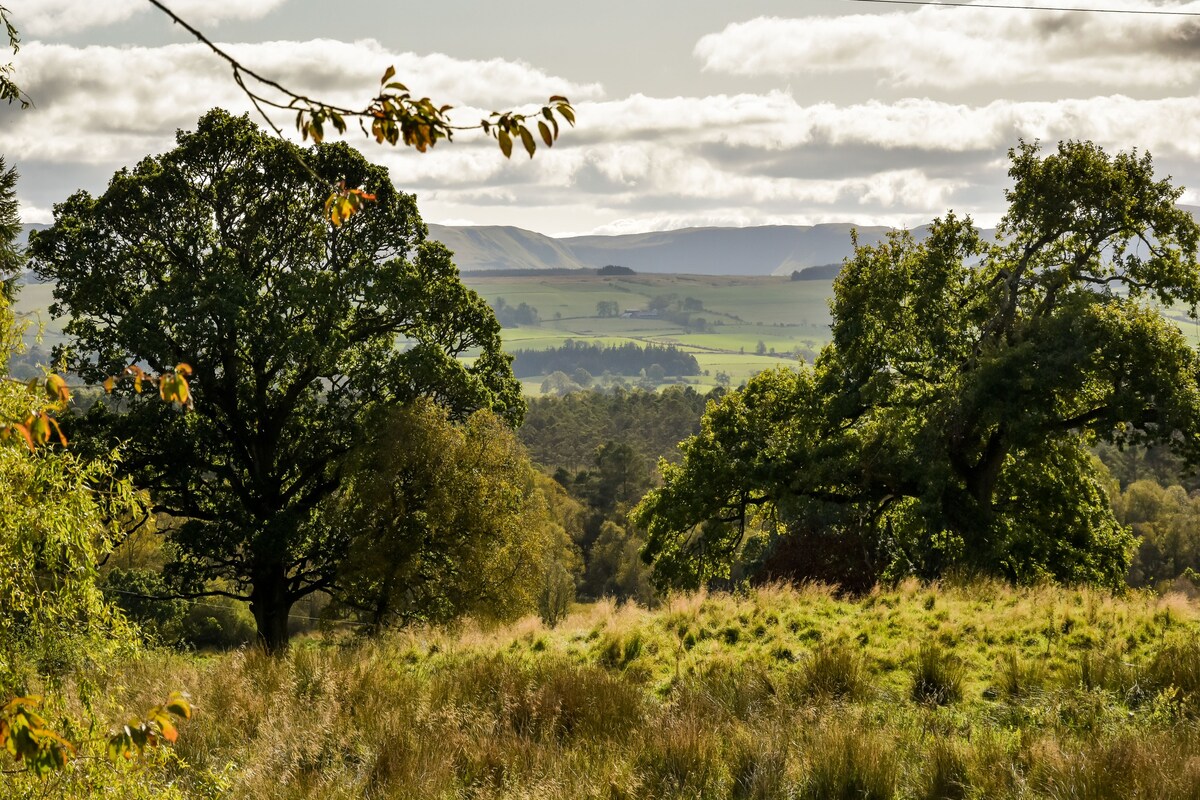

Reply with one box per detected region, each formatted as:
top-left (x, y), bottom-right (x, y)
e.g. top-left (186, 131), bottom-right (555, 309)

top-left (636, 141), bottom-right (1200, 591)
top-left (31, 109), bottom-right (523, 651)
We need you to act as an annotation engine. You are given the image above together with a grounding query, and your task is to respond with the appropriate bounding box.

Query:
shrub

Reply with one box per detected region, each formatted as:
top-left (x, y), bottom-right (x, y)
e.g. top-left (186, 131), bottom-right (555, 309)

top-left (804, 724), bottom-right (898, 800)
top-left (919, 739), bottom-right (970, 800)
top-left (998, 651), bottom-right (1045, 699)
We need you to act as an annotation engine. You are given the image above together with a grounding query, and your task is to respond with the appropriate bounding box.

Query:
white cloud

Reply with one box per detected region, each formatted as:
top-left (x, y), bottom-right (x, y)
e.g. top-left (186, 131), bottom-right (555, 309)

top-left (7, 36), bottom-right (1200, 237)
top-left (695, 4), bottom-right (1200, 89)
top-left (0, 39), bottom-right (602, 164)
top-left (16, 201), bottom-right (51, 224)
top-left (5, 0), bottom-right (290, 35)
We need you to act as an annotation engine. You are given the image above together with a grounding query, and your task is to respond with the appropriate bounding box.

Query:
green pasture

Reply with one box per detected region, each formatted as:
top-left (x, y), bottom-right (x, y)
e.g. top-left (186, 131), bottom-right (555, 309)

top-left (463, 272), bottom-right (835, 393)
top-left (21, 269), bottom-right (1200, 395)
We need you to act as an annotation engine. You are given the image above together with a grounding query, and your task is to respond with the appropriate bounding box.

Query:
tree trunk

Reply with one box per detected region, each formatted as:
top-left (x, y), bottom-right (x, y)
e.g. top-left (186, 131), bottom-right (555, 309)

top-left (249, 563), bottom-right (293, 654)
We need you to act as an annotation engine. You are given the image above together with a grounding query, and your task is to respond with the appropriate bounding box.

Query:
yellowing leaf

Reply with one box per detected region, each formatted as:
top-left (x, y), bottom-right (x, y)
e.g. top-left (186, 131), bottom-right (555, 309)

top-left (519, 126), bottom-right (536, 158)
top-left (45, 374), bottom-right (70, 404)
top-left (165, 692), bottom-right (192, 720)
top-left (160, 373), bottom-right (191, 406)
top-left (27, 414), bottom-right (50, 446)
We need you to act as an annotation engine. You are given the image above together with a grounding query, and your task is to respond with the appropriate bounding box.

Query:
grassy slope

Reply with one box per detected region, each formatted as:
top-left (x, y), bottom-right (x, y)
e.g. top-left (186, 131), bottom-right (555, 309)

top-left (113, 582), bottom-right (1200, 799)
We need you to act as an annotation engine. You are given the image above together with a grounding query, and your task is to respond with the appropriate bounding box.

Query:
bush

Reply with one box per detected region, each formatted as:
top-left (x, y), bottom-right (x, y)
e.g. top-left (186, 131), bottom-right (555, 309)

top-left (804, 724), bottom-right (899, 800)
top-left (180, 597), bottom-right (257, 649)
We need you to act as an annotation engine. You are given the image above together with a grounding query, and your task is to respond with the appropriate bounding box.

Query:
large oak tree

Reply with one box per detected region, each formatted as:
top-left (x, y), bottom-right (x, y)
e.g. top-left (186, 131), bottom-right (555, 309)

top-left (636, 141), bottom-right (1200, 591)
top-left (31, 109), bottom-right (523, 651)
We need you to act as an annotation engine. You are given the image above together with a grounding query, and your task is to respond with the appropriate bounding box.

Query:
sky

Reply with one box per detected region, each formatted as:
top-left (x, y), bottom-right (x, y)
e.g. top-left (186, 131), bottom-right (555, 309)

top-left (3, 0), bottom-right (1200, 236)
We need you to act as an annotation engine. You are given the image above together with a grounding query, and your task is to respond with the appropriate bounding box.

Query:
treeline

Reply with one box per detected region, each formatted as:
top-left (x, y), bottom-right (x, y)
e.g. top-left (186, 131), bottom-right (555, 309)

top-left (489, 297), bottom-right (539, 326)
top-left (1095, 442), bottom-right (1200, 591)
top-left (511, 340), bottom-right (701, 378)
top-left (520, 386), bottom-right (716, 603)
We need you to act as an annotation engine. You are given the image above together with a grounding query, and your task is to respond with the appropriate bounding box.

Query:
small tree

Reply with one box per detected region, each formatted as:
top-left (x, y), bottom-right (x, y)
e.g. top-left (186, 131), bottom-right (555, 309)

top-left (332, 401), bottom-right (573, 629)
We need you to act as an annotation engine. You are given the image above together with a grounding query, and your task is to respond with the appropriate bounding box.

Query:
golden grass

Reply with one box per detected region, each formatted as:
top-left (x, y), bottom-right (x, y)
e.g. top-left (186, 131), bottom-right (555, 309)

top-left (64, 582), bottom-right (1200, 799)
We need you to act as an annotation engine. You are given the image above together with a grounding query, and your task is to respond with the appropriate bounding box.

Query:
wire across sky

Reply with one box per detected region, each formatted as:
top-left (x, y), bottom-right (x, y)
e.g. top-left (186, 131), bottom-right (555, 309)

top-left (843, 0), bottom-right (1200, 16)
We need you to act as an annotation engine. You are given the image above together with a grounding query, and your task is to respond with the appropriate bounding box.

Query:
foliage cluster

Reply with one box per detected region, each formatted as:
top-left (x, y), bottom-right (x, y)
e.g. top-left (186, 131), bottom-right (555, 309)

top-left (489, 297), bottom-right (541, 327)
top-left (518, 387), bottom-right (715, 604)
top-left (330, 400), bottom-right (581, 630)
top-left (520, 386), bottom-right (713, 473)
top-left (0, 162), bottom-right (196, 798)
top-left (1112, 477), bottom-right (1200, 589)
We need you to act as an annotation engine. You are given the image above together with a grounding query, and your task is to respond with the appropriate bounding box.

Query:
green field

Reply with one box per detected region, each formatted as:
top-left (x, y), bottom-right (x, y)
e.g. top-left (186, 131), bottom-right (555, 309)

top-left (10, 273), bottom-right (834, 392)
top-left (22, 270), bottom-right (1200, 393)
top-left (462, 273), bottom-right (834, 391)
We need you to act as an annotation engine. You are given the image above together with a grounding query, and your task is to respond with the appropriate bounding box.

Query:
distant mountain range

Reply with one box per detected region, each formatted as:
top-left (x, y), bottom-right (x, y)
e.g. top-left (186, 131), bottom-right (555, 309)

top-left (21, 220), bottom-right (905, 278)
top-left (22, 206), bottom-right (1200, 278)
top-left (429, 206), bottom-right (1200, 275)
top-left (426, 223), bottom-right (943, 276)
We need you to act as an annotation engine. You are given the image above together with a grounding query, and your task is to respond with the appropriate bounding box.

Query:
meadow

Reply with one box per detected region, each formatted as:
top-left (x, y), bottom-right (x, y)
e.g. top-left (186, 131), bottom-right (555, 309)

top-left (85, 581), bottom-right (1200, 799)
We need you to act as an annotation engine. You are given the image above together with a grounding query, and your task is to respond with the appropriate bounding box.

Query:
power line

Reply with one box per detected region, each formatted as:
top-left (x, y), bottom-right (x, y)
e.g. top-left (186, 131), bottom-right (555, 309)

top-left (842, 0), bottom-right (1200, 16)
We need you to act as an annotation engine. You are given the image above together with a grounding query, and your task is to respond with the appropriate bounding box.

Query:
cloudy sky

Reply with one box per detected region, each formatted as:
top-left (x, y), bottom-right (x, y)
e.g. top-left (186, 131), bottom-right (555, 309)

top-left (3, 0), bottom-right (1200, 235)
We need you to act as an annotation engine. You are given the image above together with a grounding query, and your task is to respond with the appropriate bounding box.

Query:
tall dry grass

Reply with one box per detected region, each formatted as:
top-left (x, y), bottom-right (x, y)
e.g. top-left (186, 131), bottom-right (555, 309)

top-left (76, 582), bottom-right (1200, 799)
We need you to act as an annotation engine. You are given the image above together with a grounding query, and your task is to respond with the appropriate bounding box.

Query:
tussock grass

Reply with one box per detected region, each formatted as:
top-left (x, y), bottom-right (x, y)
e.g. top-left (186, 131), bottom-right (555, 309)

top-left (86, 582), bottom-right (1200, 799)
top-left (911, 643), bottom-right (964, 705)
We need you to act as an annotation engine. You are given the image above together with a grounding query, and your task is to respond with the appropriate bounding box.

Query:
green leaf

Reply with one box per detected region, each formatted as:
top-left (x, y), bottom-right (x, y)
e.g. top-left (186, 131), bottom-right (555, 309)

top-left (538, 121), bottom-right (553, 147)
top-left (107, 731), bottom-right (131, 761)
top-left (498, 130), bottom-right (513, 159)
top-left (380, 65), bottom-right (396, 85)
top-left (519, 126), bottom-right (536, 158)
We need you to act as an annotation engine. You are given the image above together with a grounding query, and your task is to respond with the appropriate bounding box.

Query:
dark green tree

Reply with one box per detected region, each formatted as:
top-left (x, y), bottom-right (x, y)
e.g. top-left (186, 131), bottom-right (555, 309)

top-left (0, 157), bottom-right (19, 299)
top-left (636, 141), bottom-right (1200, 590)
top-left (31, 109), bottom-right (523, 651)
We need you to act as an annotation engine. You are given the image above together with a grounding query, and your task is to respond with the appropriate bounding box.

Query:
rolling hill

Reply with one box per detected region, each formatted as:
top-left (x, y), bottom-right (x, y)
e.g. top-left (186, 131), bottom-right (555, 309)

top-left (427, 222), bottom-right (944, 276)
